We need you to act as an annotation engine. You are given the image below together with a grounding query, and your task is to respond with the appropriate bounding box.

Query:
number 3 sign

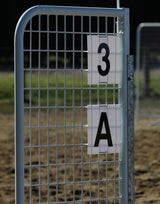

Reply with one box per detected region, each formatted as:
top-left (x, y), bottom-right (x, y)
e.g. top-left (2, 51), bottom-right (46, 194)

top-left (87, 35), bottom-right (122, 85)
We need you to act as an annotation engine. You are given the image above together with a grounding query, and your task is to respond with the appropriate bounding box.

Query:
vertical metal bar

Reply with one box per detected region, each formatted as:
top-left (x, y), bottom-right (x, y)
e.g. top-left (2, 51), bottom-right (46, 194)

top-left (105, 18), bottom-right (109, 203)
top-left (80, 15), bottom-right (84, 203)
top-left (105, 17), bottom-right (108, 105)
top-left (55, 14), bottom-right (59, 203)
top-left (29, 18), bottom-right (32, 204)
top-left (127, 55), bottom-right (134, 204)
top-left (117, 0), bottom-right (120, 8)
top-left (72, 15), bottom-right (76, 201)
top-left (97, 16), bottom-right (100, 106)
top-left (46, 14), bottom-right (50, 203)
top-left (113, 16), bottom-right (116, 204)
top-left (14, 16), bottom-right (25, 204)
top-left (113, 17), bottom-right (116, 104)
top-left (135, 25), bottom-right (141, 122)
top-left (97, 16), bottom-right (100, 204)
top-left (64, 15), bottom-right (67, 203)
top-left (38, 14), bottom-right (41, 203)
top-left (88, 16), bottom-right (92, 204)
top-left (119, 8), bottom-right (130, 204)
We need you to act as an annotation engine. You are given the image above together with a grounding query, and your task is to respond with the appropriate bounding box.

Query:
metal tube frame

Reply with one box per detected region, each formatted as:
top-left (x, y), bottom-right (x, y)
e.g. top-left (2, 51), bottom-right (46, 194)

top-left (14, 5), bottom-right (133, 204)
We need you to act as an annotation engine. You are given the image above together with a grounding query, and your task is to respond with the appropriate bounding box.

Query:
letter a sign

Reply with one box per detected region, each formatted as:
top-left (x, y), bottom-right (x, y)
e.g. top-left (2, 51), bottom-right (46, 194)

top-left (87, 105), bottom-right (121, 154)
top-left (94, 112), bottom-right (113, 147)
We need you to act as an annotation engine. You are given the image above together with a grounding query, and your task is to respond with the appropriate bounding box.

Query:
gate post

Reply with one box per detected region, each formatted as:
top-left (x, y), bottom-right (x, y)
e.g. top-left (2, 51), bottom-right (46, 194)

top-left (118, 8), bottom-right (131, 204)
top-left (128, 55), bottom-right (135, 204)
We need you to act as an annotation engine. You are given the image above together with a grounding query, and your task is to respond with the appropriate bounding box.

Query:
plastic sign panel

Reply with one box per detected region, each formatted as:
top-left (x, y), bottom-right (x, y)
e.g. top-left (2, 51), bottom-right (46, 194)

top-left (87, 105), bottom-right (121, 154)
top-left (87, 35), bottom-right (122, 84)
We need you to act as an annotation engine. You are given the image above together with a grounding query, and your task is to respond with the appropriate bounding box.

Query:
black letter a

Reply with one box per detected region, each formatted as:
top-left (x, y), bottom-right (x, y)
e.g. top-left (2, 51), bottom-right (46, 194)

top-left (94, 112), bottom-right (113, 147)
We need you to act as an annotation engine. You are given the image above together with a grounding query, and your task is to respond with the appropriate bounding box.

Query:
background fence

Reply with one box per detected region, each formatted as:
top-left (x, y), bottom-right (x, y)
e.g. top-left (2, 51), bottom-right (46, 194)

top-left (136, 23), bottom-right (160, 124)
top-left (15, 6), bottom-right (133, 203)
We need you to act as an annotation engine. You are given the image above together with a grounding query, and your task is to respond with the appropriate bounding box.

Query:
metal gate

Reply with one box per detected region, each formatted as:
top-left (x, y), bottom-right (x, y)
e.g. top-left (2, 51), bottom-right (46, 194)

top-left (15, 6), bottom-right (133, 204)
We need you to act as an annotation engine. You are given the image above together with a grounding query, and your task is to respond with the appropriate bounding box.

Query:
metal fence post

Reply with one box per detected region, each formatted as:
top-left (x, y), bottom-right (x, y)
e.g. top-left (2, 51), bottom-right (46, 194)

top-left (118, 8), bottom-right (130, 204)
top-left (128, 55), bottom-right (134, 204)
top-left (14, 17), bottom-right (25, 204)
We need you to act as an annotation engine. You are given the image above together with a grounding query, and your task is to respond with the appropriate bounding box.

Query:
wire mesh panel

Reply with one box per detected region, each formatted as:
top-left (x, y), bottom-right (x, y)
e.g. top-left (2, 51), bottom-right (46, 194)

top-left (15, 6), bottom-right (131, 204)
top-left (136, 23), bottom-right (160, 123)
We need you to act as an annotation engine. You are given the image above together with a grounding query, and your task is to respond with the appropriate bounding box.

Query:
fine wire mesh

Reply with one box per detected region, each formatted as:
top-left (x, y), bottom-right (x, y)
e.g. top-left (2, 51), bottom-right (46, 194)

top-left (136, 24), bottom-right (160, 121)
top-left (23, 12), bottom-right (122, 203)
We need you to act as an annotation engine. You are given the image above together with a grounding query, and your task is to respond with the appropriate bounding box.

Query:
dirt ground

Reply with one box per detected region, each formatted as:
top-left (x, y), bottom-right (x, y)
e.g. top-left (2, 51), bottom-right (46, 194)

top-left (134, 118), bottom-right (160, 203)
top-left (0, 113), bottom-right (160, 203)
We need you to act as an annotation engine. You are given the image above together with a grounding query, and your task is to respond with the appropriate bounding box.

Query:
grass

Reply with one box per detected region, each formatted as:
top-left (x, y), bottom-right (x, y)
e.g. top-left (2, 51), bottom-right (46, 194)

top-left (0, 75), bottom-right (14, 104)
top-left (24, 72), bottom-right (118, 107)
top-left (0, 74), bottom-right (14, 114)
top-left (0, 71), bottom-right (119, 113)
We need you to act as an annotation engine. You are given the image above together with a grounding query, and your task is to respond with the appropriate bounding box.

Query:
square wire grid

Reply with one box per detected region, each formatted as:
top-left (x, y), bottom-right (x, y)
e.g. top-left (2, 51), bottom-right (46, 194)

top-left (23, 13), bottom-right (122, 204)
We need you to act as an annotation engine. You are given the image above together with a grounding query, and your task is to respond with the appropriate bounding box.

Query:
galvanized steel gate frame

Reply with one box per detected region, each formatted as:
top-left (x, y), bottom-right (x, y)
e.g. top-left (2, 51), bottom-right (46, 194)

top-left (14, 5), bottom-right (134, 204)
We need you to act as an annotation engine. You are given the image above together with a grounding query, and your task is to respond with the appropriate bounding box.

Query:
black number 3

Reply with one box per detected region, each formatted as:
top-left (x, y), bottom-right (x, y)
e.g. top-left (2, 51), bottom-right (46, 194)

top-left (97, 43), bottom-right (110, 76)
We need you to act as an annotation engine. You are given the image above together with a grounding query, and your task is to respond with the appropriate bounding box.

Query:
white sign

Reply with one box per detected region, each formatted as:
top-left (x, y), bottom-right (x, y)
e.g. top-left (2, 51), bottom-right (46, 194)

top-left (87, 35), bottom-right (122, 84)
top-left (87, 104), bottom-right (121, 154)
